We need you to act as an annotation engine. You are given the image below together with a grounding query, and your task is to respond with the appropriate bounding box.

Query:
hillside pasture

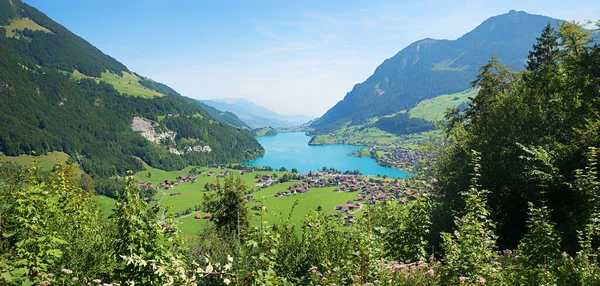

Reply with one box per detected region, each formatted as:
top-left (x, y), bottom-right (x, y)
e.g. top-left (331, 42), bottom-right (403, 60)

top-left (408, 89), bottom-right (477, 121)
top-left (0, 151), bottom-right (71, 171)
top-left (100, 71), bottom-right (164, 98)
top-left (2, 17), bottom-right (52, 38)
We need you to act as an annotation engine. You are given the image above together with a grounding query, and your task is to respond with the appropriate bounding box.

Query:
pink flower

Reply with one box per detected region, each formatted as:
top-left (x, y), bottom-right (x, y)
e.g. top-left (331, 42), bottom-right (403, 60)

top-left (426, 269), bottom-right (435, 276)
top-left (92, 279), bottom-right (101, 284)
top-left (48, 273), bottom-right (55, 278)
top-left (61, 268), bottom-right (73, 275)
top-left (73, 277), bottom-right (79, 281)
top-left (458, 276), bottom-right (467, 284)
top-left (477, 277), bottom-right (486, 284)
top-left (38, 282), bottom-right (50, 286)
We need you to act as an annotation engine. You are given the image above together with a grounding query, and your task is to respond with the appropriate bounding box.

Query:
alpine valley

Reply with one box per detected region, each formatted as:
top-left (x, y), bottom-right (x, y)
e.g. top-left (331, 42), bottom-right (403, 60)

top-left (2, 1), bottom-right (600, 285)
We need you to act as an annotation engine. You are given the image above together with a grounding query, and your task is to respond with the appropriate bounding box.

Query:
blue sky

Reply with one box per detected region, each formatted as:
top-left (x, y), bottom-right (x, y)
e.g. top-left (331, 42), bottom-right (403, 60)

top-left (24, 0), bottom-right (599, 116)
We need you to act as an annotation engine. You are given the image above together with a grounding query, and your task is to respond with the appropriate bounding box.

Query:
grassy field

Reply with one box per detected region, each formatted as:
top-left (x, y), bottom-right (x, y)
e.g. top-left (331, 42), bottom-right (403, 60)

top-left (310, 123), bottom-right (402, 146)
top-left (71, 70), bottom-right (164, 98)
top-left (127, 164), bottom-right (365, 236)
top-left (2, 17), bottom-right (52, 38)
top-left (310, 124), bottom-right (440, 149)
top-left (94, 195), bottom-right (116, 217)
top-left (310, 89), bottom-right (476, 148)
top-left (100, 71), bottom-right (164, 98)
top-left (0, 151), bottom-right (71, 171)
top-left (175, 183), bottom-right (360, 236)
top-left (408, 89), bottom-right (477, 121)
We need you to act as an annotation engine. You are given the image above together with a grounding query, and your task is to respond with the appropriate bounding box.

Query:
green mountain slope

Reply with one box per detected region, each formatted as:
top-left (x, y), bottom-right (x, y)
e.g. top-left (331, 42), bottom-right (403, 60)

top-left (310, 10), bottom-right (562, 133)
top-left (0, 0), bottom-right (263, 176)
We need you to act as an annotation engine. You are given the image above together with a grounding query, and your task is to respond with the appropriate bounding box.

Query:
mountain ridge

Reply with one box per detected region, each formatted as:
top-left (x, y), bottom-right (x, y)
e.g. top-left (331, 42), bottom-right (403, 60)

top-left (310, 10), bottom-right (563, 133)
top-left (200, 98), bottom-right (314, 128)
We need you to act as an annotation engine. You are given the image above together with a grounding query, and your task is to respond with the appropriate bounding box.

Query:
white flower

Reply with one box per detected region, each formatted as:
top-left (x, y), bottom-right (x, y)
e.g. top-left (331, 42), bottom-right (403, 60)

top-left (224, 278), bottom-right (231, 285)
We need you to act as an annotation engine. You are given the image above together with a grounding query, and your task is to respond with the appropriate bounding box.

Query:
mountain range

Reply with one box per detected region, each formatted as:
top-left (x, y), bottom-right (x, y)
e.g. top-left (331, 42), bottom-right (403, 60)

top-left (310, 10), bottom-right (563, 133)
top-left (200, 98), bottom-right (314, 128)
top-left (0, 0), bottom-right (263, 176)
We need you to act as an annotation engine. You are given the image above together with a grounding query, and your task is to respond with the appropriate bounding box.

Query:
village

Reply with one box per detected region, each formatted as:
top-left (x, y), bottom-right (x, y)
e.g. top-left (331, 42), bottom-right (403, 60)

top-left (370, 145), bottom-right (436, 171)
top-left (134, 165), bottom-right (431, 225)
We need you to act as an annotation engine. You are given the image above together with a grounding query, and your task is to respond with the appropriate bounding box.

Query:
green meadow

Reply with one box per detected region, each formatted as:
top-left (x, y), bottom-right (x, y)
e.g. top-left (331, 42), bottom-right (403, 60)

top-left (0, 151), bottom-right (73, 171)
top-left (101, 71), bottom-right (164, 98)
top-left (125, 165), bottom-right (364, 236)
top-left (2, 17), bottom-right (52, 38)
top-left (408, 89), bottom-right (477, 121)
top-left (71, 70), bottom-right (164, 98)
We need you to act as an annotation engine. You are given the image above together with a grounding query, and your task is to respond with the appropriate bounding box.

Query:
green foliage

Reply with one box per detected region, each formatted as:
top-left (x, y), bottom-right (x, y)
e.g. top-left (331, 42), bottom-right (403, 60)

top-left (202, 174), bottom-right (250, 238)
top-left (112, 175), bottom-right (191, 284)
top-left (0, 164), bottom-right (114, 285)
top-left (436, 20), bottom-right (600, 250)
top-left (370, 199), bottom-right (431, 263)
top-left (440, 151), bottom-right (498, 283)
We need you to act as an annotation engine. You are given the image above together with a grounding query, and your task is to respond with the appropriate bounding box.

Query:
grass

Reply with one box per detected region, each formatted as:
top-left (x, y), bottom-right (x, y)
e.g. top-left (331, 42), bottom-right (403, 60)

top-left (94, 195), bottom-right (115, 217)
top-left (0, 151), bottom-right (71, 171)
top-left (409, 89), bottom-right (477, 121)
top-left (2, 17), bottom-right (52, 39)
top-left (249, 185), bottom-right (359, 227)
top-left (70, 70), bottom-right (165, 98)
top-left (311, 89), bottom-right (477, 149)
top-left (310, 123), bottom-right (402, 146)
top-left (100, 71), bottom-right (164, 98)
top-left (128, 164), bottom-right (367, 236)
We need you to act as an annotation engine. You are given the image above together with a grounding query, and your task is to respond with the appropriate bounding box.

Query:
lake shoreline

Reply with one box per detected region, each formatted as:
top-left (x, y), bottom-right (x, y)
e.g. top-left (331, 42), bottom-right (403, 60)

top-left (244, 132), bottom-right (409, 178)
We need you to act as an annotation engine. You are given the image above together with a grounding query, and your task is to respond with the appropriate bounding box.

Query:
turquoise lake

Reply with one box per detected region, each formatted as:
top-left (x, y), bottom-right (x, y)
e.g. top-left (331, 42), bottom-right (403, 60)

top-left (244, 132), bottom-right (409, 178)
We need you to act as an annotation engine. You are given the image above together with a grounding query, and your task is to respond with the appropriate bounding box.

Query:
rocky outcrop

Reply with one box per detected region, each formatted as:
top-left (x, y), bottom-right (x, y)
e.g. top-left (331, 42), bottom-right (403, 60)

top-left (131, 117), bottom-right (212, 154)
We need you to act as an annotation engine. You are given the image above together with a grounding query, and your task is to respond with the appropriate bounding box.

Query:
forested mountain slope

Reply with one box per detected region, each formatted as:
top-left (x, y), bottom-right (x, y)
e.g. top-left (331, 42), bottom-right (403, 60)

top-left (310, 10), bottom-right (562, 133)
top-left (0, 0), bottom-right (263, 176)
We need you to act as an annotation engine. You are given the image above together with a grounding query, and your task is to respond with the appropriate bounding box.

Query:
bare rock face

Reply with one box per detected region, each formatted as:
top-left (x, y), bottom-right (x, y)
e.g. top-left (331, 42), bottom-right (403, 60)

top-left (131, 117), bottom-right (176, 145)
top-left (131, 117), bottom-right (212, 154)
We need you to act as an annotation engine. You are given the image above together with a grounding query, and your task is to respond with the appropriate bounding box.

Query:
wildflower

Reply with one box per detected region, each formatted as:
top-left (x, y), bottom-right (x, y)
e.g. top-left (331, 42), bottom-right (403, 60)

top-left (426, 268), bottom-right (435, 276)
top-left (92, 279), bottom-right (102, 284)
top-left (458, 277), bottom-right (467, 284)
top-left (38, 282), bottom-right (50, 286)
top-left (477, 277), bottom-right (486, 284)
top-left (309, 266), bottom-right (318, 273)
top-left (48, 273), bottom-right (55, 278)
top-left (61, 268), bottom-right (73, 275)
top-left (502, 249), bottom-right (513, 255)
top-left (73, 277), bottom-right (79, 281)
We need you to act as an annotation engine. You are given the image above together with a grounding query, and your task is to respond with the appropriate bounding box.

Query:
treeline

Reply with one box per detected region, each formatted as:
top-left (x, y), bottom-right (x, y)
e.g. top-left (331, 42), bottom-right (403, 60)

top-left (434, 22), bottom-right (600, 252)
top-left (374, 112), bottom-right (435, 135)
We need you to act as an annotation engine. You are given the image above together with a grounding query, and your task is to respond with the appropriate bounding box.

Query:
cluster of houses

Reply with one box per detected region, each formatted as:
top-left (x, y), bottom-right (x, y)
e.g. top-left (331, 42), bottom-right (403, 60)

top-left (194, 213), bottom-right (211, 219)
top-left (135, 181), bottom-right (156, 191)
top-left (273, 183), bottom-right (310, 198)
top-left (155, 174), bottom-right (199, 190)
top-left (373, 146), bottom-right (436, 170)
top-left (332, 199), bottom-right (362, 224)
top-left (296, 173), bottom-right (429, 206)
top-left (255, 174), bottom-right (274, 186)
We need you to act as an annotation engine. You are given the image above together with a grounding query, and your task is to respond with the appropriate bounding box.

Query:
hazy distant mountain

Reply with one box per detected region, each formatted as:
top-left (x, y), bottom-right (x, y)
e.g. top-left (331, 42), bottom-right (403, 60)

top-left (310, 10), bottom-right (563, 133)
top-left (199, 98), bottom-right (314, 128)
